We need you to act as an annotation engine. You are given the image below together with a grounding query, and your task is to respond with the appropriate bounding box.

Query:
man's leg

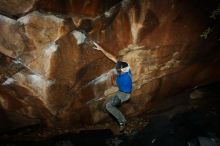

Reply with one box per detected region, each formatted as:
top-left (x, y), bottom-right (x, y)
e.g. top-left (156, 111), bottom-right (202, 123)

top-left (105, 95), bottom-right (126, 125)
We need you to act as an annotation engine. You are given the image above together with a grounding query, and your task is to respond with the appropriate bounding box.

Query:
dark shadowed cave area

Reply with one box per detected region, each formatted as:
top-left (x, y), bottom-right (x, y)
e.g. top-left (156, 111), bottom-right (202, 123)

top-left (0, 0), bottom-right (220, 146)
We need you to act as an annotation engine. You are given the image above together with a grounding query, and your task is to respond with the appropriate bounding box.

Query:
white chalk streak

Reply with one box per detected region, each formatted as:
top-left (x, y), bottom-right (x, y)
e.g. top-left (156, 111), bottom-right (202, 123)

top-left (12, 59), bottom-right (22, 64)
top-left (104, 11), bottom-right (112, 17)
top-left (27, 74), bottom-right (55, 87)
top-left (0, 14), bottom-right (16, 24)
top-left (27, 74), bottom-right (44, 86)
top-left (2, 78), bottom-right (15, 85)
top-left (72, 30), bottom-right (86, 45)
top-left (44, 43), bottom-right (58, 55)
top-left (17, 15), bottom-right (31, 24)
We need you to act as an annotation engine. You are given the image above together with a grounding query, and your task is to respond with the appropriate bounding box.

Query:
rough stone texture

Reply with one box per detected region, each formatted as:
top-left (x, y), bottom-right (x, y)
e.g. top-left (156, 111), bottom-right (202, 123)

top-left (0, 0), bottom-right (220, 131)
top-left (35, 0), bottom-right (122, 17)
top-left (0, 14), bottom-right (26, 58)
top-left (0, 0), bottom-right (36, 17)
top-left (16, 11), bottom-right (74, 79)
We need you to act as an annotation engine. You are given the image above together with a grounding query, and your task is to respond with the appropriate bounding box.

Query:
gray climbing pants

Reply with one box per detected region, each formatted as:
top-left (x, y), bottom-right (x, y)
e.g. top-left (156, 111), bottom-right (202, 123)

top-left (105, 91), bottom-right (130, 124)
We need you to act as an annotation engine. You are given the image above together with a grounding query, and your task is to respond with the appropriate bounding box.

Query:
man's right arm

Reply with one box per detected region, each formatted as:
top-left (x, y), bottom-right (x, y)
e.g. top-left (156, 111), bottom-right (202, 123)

top-left (100, 49), bottom-right (117, 63)
top-left (93, 42), bottom-right (117, 63)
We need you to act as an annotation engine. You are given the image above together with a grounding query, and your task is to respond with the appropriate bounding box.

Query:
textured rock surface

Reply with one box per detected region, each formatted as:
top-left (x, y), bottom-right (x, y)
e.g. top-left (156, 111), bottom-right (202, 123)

top-left (0, 0), bottom-right (220, 132)
top-left (0, 0), bottom-right (36, 17)
top-left (0, 14), bottom-right (25, 58)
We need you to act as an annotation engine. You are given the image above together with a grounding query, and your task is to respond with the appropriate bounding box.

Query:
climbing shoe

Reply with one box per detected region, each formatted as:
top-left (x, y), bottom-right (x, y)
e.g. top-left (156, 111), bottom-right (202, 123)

top-left (119, 122), bottom-right (126, 132)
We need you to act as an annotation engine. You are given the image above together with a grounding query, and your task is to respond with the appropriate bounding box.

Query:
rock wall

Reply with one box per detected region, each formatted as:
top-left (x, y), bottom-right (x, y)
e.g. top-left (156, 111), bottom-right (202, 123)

top-left (0, 0), bottom-right (220, 130)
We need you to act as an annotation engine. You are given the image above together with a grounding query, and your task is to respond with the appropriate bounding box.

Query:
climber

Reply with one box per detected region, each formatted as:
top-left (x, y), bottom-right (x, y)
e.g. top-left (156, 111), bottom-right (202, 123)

top-left (93, 42), bottom-right (132, 131)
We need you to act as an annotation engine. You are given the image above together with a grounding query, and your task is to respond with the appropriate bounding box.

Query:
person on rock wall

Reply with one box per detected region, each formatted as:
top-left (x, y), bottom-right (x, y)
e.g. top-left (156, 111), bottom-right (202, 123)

top-left (93, 42), bottom-right (133, 131)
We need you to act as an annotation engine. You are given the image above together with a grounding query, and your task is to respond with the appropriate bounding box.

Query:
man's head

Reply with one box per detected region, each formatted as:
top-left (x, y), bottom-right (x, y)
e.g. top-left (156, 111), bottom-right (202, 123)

top-left (116, 61), bottom-right (129, 74)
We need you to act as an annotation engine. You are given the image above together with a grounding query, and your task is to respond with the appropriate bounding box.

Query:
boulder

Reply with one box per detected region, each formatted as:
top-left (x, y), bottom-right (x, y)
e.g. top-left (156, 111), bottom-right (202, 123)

top-left (0, 0), bottom-right (220, 130)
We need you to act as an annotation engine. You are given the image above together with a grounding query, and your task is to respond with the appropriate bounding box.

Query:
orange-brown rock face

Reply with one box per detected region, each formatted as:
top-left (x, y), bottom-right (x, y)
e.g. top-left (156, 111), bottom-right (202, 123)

top-left (0, 0), bottom-right (36, 17)
top-left (0, 0), bottom-right (220, 131)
